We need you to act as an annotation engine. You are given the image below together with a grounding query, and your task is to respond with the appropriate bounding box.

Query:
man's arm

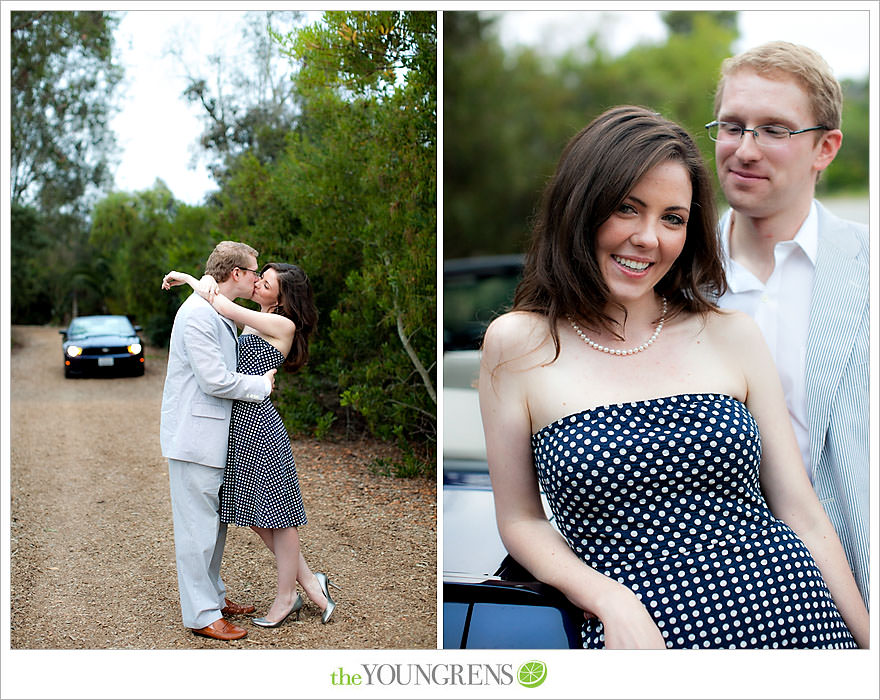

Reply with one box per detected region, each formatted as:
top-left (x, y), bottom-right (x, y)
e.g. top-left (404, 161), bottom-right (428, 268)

top-left (183, 307), bottom-right (272, 402)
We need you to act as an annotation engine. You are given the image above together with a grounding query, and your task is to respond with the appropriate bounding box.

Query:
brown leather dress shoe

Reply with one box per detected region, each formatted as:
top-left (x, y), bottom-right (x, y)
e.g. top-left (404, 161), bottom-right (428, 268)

top-left (221, 598), bottom-right (256, 616)
top-left (191, 618), bottom-right (247, 641)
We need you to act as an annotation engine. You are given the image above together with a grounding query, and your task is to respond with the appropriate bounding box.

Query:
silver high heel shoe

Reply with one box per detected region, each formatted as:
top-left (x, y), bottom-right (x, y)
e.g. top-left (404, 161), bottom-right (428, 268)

top-left (315, 572), bottom-right (340, 624)
top-left (252, 593), bottom-right (303, 628)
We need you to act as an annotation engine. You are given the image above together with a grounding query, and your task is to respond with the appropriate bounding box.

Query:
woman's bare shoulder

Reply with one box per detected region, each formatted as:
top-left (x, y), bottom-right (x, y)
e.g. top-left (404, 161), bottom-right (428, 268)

top-left (482, 311), bottom-right (555, 369)
top-left (702, 308), bottom-right (764, 348)
top-left (483, 310), bottom-right (551, 346)
top-left (485, 309), bottom-right (548, 335)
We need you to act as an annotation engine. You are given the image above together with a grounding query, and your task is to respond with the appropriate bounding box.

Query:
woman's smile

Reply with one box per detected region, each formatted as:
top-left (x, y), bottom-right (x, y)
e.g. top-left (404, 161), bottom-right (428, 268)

top-left (595, 159), bottom-right (691, 305)
top-left (611, 254), bottom-right (654, 275)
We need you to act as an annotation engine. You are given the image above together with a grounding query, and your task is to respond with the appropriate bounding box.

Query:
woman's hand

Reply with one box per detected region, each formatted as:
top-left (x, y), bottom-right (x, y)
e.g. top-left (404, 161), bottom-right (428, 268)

top-left (579, 583), bottom-right (667, 649)
top-left (161, 271), bottom-right (220, 304)
top-left (196, 274), bottom-right (219, 302)
top-left (161, 271), bottom-right (191, 290)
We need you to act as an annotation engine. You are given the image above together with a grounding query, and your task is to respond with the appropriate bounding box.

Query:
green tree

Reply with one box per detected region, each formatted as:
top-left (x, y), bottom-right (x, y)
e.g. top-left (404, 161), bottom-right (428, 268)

top-left (443, 12), bottom-right (556, 259)
top-left (595, 13), bottom-right (738, 158)
top-left (268, 11), bottom-right (437, 469)
top-left (660, 10), bottom-right (738, 34)
top-left (171, 11), bottom-right (305, 184)
top-left (11, 10), bottom-right (123, 324)
top-left (445, 10), bottom-right (866, 260)
top-left (11, 11), bottom-right (122, 213)
top-left (10, 204), bottom-right (54, 324)
top-left (819, 77), bottom-right (869, 194)
top-left (89, 181), bottom-right (217, 345)
top-left (443, 11), bottom-right (739, 258)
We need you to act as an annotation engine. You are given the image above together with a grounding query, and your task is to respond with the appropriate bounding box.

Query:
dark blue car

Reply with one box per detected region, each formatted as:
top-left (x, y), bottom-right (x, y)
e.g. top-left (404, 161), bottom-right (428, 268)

top-left (443, 457), bottom-right (583, 649)
top-left (60, 315), bottom-right (145, 378)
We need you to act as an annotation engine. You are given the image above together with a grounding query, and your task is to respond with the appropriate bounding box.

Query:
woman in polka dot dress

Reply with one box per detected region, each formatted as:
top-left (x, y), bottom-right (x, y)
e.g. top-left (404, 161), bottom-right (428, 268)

top-left (479, 106), bottom-right (867, 649)
top-left (164, 263), bottom-right (338, 628)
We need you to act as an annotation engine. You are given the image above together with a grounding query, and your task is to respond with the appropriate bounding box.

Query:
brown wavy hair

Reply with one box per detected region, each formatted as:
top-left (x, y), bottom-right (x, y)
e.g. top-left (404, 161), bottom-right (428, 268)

top-left (262, 262), bottom-right (318, 372)
top-left (512, 105), bottom-right (726, 362)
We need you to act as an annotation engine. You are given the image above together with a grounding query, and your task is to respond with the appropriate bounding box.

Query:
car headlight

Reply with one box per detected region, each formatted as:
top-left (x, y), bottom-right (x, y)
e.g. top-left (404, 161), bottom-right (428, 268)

top-left (127, 343), bottom-right (142, 355)
top-left (66, 346), bottom-right (83, 357)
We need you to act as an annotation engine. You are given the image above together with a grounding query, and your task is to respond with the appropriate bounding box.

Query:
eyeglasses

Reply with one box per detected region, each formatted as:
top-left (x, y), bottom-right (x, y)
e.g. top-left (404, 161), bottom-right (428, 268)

top-left (236, 266), bottom-right (262, 278)
top-left (705, 121), bottom-right (829, 146)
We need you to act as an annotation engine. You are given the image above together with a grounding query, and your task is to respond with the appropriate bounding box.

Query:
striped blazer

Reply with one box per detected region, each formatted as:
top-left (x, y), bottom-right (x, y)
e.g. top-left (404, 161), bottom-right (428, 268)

top-left (805, 201), bottom-right (869, 607)
top-left (718, 201), bottom-right (869, 608)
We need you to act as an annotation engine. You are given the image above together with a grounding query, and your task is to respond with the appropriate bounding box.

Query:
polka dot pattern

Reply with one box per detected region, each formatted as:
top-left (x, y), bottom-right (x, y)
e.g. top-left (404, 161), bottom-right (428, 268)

top-left (220, 334), bottom-right (307, 529)
top-left (531, 394), bottom-right (856, 649)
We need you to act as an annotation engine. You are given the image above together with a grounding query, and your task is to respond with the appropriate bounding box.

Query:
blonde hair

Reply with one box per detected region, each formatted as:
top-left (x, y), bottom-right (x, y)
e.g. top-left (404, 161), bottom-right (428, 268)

top-left (714, 41), bottom-right (842, 130)
top-left (204, 241), bottom-right (259, 282)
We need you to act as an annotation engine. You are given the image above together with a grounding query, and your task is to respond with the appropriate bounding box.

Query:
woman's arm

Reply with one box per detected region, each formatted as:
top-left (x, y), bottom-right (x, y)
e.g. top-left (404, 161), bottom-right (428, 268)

top-left (733, 312), bottom-right (869, 648)
top-left (161, 270), bottom-right (203, 292)
top-left (162, 270), bottom-right (295, 342)
top-left (479, 313), bottom-right (666, 649)
top-left (207, 292), bottom-right (294, 342)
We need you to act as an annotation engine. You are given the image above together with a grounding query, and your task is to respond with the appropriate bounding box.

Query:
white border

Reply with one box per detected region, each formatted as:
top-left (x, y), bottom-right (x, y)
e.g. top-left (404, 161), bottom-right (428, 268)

top-left (2, 2), bottom-right (878, 699)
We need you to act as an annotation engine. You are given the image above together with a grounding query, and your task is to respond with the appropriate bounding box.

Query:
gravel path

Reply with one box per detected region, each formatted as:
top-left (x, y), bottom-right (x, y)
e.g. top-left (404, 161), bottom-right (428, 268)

top-left (9, 325), bottom-right (437, 650)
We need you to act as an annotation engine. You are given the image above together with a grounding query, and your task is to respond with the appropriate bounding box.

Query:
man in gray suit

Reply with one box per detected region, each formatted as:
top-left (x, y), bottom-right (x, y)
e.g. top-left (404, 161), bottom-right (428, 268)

top-left (161, 241), bottom-right (277, 640)
top-left (708, 41), bottom-right (868, 606)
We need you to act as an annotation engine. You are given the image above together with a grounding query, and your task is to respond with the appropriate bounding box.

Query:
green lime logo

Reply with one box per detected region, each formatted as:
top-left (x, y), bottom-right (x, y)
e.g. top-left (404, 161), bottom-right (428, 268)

top-left (517, 660), bottom-right (547, 688)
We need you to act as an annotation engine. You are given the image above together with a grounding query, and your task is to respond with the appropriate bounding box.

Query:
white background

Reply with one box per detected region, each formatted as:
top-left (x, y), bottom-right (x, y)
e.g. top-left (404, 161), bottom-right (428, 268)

top-left (1, 2), bottom-right (878, 700)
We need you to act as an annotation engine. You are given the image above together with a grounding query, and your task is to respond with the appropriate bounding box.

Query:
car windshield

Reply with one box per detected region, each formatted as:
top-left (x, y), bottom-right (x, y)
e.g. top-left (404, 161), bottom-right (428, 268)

top-left (67, 316), bottom-right (135, 338)
top-left (444, 256), bottom-right (523, 351)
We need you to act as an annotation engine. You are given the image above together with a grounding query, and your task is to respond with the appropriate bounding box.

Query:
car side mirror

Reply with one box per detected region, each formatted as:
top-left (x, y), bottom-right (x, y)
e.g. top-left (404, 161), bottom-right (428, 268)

top-left (133, 325), bottom-right (142, 332)
top-left (59, 329), bottom-right (67, 337)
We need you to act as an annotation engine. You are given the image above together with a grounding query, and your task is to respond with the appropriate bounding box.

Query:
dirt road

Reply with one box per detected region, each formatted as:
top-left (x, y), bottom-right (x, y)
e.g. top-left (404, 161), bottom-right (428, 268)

top-left (9, 325), bottom-right (436, 649)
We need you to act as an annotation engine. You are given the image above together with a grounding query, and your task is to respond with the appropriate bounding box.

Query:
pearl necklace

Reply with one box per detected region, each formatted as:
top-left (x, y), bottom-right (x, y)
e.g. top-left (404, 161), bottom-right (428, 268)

top-left (568, 297), bottom-right (668, 356)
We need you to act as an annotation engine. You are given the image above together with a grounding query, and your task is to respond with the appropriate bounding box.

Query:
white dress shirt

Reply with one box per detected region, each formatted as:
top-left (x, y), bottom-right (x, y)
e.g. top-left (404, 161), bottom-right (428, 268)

top-left (717, 202), bottom-right (818, 483)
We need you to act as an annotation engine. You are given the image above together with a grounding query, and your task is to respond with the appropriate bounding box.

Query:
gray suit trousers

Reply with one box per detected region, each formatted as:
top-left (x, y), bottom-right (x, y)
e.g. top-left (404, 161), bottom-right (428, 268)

top-left (168, 459), bottom-right (228, 629)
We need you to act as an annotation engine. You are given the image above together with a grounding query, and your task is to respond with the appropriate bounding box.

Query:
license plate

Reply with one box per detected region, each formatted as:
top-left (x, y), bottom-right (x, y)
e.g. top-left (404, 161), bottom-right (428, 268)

top-left (98, 357), bottom-right (114, 367)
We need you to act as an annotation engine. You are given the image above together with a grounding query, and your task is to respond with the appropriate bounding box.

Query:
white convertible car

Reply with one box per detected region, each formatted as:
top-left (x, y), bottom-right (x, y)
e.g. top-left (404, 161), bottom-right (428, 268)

top-left (442, 256), bottom-right (581, 649)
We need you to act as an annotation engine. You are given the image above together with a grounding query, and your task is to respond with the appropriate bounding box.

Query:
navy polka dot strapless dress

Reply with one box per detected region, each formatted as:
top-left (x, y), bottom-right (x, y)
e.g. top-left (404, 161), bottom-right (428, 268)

top-left (531, 394), bottom-right (856, 649)
top-left (220, 334), bottom-right (307, 529)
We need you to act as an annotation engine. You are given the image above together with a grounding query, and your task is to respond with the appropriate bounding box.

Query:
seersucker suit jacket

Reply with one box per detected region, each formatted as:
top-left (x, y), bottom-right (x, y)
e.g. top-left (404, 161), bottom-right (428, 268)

top-left (719, 200), bottom-right (869, 607)
top-left (804, 200), bottom-right (869, 607)
top-left (160, 292), bottom-right (268, 469)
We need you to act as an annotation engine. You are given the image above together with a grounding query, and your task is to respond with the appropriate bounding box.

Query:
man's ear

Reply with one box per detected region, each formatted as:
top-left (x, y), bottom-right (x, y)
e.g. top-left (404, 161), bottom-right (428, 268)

top-left (814, 129), bottom-right (842, 173)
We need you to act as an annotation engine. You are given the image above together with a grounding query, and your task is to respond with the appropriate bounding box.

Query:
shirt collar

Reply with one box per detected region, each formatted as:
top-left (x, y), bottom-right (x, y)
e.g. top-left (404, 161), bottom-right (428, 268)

top-left (793, 200), bottom-right (819, 266)
top-left (720, 200), bottom-right (819, 290)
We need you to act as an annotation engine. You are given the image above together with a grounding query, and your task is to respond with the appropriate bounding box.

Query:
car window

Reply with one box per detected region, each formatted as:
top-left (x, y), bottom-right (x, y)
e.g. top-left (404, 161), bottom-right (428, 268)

top-left (68, 317), bottom-right (134, 338)
top-left (443, 256), bottom-right (523, 351)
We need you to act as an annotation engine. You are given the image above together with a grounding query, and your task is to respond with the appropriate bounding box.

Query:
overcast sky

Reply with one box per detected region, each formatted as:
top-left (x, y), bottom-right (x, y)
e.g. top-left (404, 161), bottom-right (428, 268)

top-left (110, 9), bottom-right (309, 205)
top-left (494, 9), bottom-right (871, 80)
top-left (1, 8), bottom-right (877, 699)
top-left (110, 11), bottom-right (239, 205)
top-left (109, 8), bottom-right (873, 207)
